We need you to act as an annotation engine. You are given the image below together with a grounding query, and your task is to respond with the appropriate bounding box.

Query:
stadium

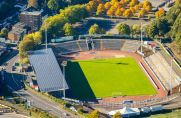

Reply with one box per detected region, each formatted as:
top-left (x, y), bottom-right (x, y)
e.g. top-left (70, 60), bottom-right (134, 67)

top-left (50, 37), bottom-right (180, 109)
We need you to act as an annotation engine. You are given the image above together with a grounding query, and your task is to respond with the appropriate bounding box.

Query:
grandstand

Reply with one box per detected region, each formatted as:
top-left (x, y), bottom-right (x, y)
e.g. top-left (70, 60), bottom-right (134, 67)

top-left (145, 52), bottom-right (180, 90)
top-left (77, 40), bottom-right (89, 51)
top-left (51, 39), bottom-right (141, 54)
top-left (121, 40), bottom-right (141, 52)
top-left (48, 37), bottom-right (181, 109)
top-left (52, 41), bottom-right (80, 55)
top-left (102, 39), bottom-right (125, 50)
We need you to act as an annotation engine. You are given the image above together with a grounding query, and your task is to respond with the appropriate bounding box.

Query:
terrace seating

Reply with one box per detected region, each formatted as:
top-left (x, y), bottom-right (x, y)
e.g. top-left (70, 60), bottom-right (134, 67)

top-left (145, 52), bottom-right (180, 90)
top-left (77, 40), bottom-right (89, 51)
top-left (51, 39), bottom-right (141, 55)
top-left (102, 39), bottom-right (125, 50)
top-left (52, 41), bottom-right (80, 54)
top-left (93, 39), bottom-right (101, 50)
top-left (121, 40), bottom-right (140, 52)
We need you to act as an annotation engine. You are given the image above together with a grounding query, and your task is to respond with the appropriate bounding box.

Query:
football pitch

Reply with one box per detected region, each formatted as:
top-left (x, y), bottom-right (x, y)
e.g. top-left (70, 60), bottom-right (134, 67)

top-left (65, 57), bottom-right (156, 100)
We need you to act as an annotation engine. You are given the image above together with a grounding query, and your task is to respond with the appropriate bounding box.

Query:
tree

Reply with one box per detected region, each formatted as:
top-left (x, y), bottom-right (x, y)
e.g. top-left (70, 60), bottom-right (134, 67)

top-left (87, 110), bottom-right (100, 118)
top-left (143, 0), bottom-right (152, 11)
top-left (156, 18), bottom-right (170, 37)
top-left (132, 24), bottom-right (141, 36)
top-left (89, 24), bottom-right (104, 34)
top-left (147, 22), bottom-right (159, 38)
top-left (113, 112), bottom-right (122, 118)
top-left (115, 9), bottom-right (122, 17)
top-left (165, 2), bottom-right (181, 25)
top-left (110, 0), bottom-right (118, 5)
top-left (0, 28), bottom-right (8, 37)
top-left (113, 2), bottom-right (121, 9)
top-left (19, 36), bottom-right (34, 52)
top-left (47, 0), bottom-right (59, 11)
top-left (155, 8), bottom-right (165, 18)
top-left (117, 23), bottom-right (131, 35)
top-left (130, 7), bottom-right (136, 14)
top-left (23, 57), bottom-right (29, 64)
top-left (86, 0), bottom-right (100, 14)
top-left (28, 0), bottom-right (39, 9)
top-left (33, 31), bottom-right (42, 45)
top-left (96, 3), bottom-right (105, 15)
top-left (145, 4), bottom-right (152, 12)
top-left (18, 35), bottom-right (35, 64)
top-left (129, 0), bottom-right (139, 7)
top-left (170, 13), bottom-right (181, 38)
top-left (175, 33), bottom-right (181, 53)
top-left (123, 9), bottom-right (133, 18)
top-left (137, 8), bottom-right (146, 18)
top-left (41, 4), bottom-right (87, 37)
top-left (104, 2), bottom-right (112, 10)
top-left (107, 6), bottom-right (116, 17)
top-left (63, 23), bottom-right (75, 36)
top-left (134, 5), bottom-right (139, 11)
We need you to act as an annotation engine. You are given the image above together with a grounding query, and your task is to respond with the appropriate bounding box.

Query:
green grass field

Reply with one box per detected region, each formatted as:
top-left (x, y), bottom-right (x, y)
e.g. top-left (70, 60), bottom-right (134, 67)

top-left (66, 57), bottom-right (156, 100)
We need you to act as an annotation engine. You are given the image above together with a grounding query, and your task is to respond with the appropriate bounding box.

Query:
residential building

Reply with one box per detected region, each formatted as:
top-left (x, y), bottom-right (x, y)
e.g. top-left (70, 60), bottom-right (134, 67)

top-left (20, 7), bottom-right (42, 31)
top-left (7, 22), bottom-right (26, 42)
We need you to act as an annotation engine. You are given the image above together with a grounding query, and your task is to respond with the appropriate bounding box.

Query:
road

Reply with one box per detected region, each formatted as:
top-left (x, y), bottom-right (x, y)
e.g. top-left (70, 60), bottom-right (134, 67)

top-left (0, 113), bottom-right (29, 118)
top-left (1, 50), bottom-right (77, 118)
top-left (163, 94), bottom-right (181, 109)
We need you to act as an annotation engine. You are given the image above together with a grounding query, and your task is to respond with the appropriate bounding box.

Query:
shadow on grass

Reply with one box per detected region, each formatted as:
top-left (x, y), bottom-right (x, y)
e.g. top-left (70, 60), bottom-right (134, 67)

top-left (65, 61), bottom-right (97, 102)
top-left (79, 60), bottom-right (128, 65)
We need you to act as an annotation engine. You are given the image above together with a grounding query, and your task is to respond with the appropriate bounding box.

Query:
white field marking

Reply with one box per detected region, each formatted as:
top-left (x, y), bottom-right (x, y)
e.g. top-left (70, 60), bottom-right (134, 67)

top-left (115, 55), bottom-right (125, 58)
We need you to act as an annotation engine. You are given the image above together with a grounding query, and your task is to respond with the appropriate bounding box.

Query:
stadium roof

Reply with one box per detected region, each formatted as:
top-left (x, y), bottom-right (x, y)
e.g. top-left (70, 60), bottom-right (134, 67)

top-left (28, 48), bottom-right (69, 92)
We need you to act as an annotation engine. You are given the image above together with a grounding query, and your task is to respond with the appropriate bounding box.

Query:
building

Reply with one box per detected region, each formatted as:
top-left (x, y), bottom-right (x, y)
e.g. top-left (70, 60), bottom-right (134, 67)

top-left (28, 48), bottom-right (69, 93)
top-left (7, 22), bottom-right (26, 42)
top-left (20, 7), bottom-right (42, 31)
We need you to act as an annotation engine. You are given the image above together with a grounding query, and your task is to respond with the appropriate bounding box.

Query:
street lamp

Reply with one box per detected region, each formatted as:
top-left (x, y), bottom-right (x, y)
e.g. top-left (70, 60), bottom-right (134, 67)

top-left (61, 61), bottom-right (67, 98)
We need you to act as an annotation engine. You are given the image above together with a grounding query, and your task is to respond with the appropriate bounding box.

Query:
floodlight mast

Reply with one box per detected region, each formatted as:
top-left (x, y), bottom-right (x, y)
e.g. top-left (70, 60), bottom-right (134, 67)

top-left (140, 21), bottom-right (143, 54)
top-left (61, 61), bottom-right (67, 98)
top-left (45, 23), bottom-right (48, 52)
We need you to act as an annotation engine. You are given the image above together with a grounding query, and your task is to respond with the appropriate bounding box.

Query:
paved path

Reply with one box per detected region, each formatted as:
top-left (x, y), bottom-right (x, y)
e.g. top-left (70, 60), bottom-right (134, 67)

top-left (0, 113), bottom-right (29, 118)
top-left (163, 94), bottom-right (181, 109)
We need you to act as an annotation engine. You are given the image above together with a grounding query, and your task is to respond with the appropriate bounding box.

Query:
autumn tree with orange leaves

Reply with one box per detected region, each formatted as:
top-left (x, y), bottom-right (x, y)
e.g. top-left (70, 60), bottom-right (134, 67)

top-left (155, 8), bottom-right (165, 18)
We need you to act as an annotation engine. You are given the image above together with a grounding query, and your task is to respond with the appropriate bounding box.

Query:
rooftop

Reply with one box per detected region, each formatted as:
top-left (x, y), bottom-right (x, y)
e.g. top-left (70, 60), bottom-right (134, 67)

top-left (21, 11), bottom-right (41, 16)
top-left (28, 48), bottom-right (69, 92)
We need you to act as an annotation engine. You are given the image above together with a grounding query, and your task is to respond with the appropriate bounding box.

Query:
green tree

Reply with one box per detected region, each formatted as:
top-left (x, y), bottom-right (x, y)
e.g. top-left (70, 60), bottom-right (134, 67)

top-left (28, 0), bottom-right (39, 9)
top-left (147, 22), bottom-right (159, 38)
top-left (132, 24), bottom-right (141, 37)
top-left (33, 31), bottom-right (42, 45)
top-left (156, 18), bottom-right (170, 37)
top-left (47, 0), bottom-right (59, 11)
top-left (19, 36), bottom-right (34, 52)
top-left (117, 23), bottom-right (131, 35)
top-left (18, 36), bottom-right (34, 64)
top-left (165, 2), bottom-right (181, 25)
top-left (63, 23), bottom-right (75, 36)
top-left (113, 112), bottom-right (122, 118)
top-left (23, 57), bottom-right (29, 64)
top-left (175, 33), bottom-right (181, 52)
top-left (0, 27), bottom-right (8, 37)
top-left (89, 24), bottom-right (104, 35)
top-left (88, 110), bottom-right (100, 118)
top-left (171, 13), bottom-right (181, 38)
